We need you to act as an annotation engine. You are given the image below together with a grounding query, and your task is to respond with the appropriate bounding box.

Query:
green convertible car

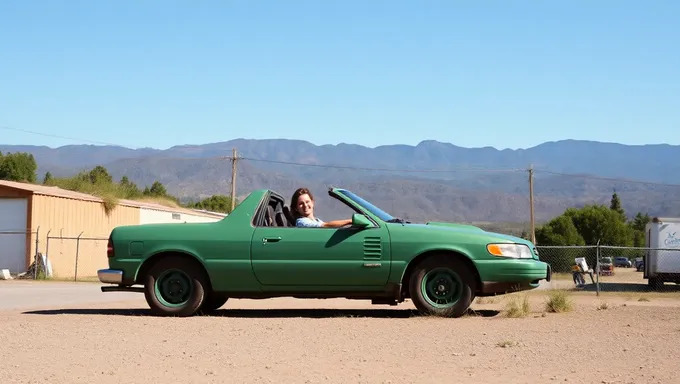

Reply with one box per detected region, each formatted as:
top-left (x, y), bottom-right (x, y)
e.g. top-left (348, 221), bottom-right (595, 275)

top-left (98, 187), bottom-right (551, 318)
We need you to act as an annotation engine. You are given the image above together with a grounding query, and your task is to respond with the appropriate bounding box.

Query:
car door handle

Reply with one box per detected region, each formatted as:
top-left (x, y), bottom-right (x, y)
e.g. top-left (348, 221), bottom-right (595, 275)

top-left (263, 237), bottom-right (281, 244)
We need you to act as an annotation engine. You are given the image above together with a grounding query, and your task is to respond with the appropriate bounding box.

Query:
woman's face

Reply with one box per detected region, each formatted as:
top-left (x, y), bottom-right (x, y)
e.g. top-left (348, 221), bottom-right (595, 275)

top-left (296, 193), bottom-right (314, 217)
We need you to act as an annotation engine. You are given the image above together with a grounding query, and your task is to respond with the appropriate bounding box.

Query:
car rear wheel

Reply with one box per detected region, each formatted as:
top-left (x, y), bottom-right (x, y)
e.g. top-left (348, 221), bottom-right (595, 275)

top-left (409, 254), bottom-right (475, 317)
top-left (143, 256), bottom-right (208, 317)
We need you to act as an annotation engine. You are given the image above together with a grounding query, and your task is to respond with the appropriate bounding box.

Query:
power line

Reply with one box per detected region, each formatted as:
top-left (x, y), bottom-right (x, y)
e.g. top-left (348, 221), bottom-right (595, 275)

top-left (0, 125), bottom-right (135, 148)
top-left (3, 123), bottom-right (680, 188)
top-left (239, 156), bottom-right (525, 173)
top-left (241, 157), bottom-right (680, 188)
top-left (535, 169), bottom-right (680, 188)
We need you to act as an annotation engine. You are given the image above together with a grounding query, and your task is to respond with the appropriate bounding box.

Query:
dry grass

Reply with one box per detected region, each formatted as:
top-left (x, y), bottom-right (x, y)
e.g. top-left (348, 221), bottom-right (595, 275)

top-left (544, 289), bottom-right (574, 313)
top-left (47, 176), bottom-right (183, 215)
top-left (504, 294), bottom-right (531, 318)
top-left (47, 178), bottom-right (124, 215)
top-left (133, 196), bottom-right (183, 208)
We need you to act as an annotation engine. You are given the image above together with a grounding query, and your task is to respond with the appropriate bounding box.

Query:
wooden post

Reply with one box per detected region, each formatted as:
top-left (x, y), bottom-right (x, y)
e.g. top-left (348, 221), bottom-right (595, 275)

top-left (230, 148), bottom-right (238, 212)
top-left (529, 164), bottom-right (536, 244)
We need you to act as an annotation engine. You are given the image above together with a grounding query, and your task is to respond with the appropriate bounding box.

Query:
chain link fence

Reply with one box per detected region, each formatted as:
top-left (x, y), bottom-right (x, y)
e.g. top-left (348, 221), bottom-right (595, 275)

top-left (537, 245), bottom-right (680, 294)
top-left (0, 229), bottom-right (40, 279)
top-left (45, 233), bottom-right (109, 281)
top-left (0, 228), bottom-right (109, 282)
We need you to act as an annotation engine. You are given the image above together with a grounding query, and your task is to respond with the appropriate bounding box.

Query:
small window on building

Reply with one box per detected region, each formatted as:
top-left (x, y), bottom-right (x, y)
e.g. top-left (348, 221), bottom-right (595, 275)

top-left (172, 213), bottom-right (181, 220)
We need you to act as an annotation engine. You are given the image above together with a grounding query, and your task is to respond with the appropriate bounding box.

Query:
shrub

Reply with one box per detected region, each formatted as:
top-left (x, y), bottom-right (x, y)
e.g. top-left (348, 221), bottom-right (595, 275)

top-left (544, 289), bottom-right (573, 313)
top-left (504, 294), bottom-right (531, 318)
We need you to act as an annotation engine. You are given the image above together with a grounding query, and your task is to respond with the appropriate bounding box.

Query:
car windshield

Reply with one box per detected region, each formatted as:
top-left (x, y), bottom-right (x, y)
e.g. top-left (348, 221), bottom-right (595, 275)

top-left (339, 190), bottom-right (395, 222)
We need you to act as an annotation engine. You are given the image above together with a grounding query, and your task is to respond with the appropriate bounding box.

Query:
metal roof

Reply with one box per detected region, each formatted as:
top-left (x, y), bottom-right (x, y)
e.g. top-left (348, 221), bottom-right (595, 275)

top-left (0, 180), bottom-right (225, 219)
top-left (0, 179), bottom-right (103, 202)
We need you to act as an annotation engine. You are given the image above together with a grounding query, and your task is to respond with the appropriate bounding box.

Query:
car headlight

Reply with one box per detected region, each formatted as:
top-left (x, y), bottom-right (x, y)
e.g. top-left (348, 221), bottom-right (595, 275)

top-left (486, 243), bottom-right (533, 259)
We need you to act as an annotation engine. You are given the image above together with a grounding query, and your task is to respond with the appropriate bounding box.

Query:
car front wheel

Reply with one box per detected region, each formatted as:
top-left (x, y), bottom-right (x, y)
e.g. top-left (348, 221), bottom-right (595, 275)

top-left (143, 256), bottom-right (209, 317)
top-left (409, 254), bottom-right (476, 318)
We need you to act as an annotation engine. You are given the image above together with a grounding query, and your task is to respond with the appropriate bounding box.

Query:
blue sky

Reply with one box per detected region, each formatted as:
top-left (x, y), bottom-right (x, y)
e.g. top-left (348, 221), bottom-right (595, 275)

top-left (1, 1), bottom-right (678, 150)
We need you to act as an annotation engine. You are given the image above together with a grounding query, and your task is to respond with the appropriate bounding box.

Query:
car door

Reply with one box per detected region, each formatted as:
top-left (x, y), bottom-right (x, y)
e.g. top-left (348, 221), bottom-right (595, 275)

top-left (250, 224), bottom-right (391, 287)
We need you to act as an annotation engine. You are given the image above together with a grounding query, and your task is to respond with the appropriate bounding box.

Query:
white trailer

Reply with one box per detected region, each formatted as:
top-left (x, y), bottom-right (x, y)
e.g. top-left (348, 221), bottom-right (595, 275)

top-left (644, 217), bottom-right (680, 288)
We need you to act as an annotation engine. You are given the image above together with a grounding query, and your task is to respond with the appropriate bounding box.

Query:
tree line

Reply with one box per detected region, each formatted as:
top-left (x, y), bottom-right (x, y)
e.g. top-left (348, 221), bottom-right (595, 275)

top-left (535, 192), bottom-right (650, 247)
top-left (1, 150), bottom-right (655, 236)
top-left (0, 151), bottom-right (236, 214)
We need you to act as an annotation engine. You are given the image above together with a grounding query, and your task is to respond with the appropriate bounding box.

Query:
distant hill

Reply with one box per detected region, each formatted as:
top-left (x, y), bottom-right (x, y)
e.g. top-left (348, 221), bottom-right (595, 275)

top-left (2, 139), bottom-right (680, 224)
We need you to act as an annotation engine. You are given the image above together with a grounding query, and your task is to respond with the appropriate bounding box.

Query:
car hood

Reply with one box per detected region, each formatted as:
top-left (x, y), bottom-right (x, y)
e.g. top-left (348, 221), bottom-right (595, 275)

top-left (403, 221), bottom-right (533, 246)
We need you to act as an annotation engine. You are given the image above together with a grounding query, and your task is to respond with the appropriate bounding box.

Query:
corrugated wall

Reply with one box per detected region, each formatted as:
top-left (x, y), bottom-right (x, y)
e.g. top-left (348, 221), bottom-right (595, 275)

top-left (139, 207), bottom-right (223, 224)
top-left (30, 195), bottom-right (140, 279)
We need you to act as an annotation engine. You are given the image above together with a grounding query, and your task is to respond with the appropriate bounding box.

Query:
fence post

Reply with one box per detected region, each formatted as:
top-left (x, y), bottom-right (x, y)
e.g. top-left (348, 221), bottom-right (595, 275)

top-left (45, 229), bottom-right (51, 278)
top-left (74, 231), bottom-right (83, 282)
top-left (31, 225), bottom-right (40, 280)
top-left (595, 239), bottom-right (601, 296)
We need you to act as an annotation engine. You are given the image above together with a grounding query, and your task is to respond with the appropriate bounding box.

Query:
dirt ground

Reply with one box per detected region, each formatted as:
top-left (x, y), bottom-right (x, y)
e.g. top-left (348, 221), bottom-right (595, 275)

top-left (1, 282), bottom-right (679, 384)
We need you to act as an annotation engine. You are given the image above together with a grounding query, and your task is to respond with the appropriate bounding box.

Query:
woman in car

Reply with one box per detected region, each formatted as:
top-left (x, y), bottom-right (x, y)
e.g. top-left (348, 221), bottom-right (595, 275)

top-left (290, 187), bottom-right (352, 228)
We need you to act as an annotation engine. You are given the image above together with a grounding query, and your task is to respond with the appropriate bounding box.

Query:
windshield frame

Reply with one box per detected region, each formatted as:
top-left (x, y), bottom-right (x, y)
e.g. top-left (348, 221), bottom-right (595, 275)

top-left (337, 189), bottom-right (395, 222)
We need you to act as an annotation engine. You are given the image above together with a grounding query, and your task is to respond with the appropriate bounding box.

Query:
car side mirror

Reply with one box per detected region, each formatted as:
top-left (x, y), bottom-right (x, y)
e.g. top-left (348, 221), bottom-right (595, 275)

top-left (351, 214), bottom-right (372, 228)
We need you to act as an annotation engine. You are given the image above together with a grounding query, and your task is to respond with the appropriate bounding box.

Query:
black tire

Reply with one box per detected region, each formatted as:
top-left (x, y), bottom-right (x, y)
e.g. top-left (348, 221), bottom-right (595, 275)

top-left (143, 255), bottom-right (209, 317)
top-left (198, 293), bottom-right (229, 314)
top-left (409, 254), bottom-right (476, 318)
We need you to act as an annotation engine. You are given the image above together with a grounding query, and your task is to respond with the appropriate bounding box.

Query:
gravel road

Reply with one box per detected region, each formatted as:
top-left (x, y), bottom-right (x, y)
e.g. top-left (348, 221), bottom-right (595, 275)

top-left (1, 281), bottom-right (678, 383)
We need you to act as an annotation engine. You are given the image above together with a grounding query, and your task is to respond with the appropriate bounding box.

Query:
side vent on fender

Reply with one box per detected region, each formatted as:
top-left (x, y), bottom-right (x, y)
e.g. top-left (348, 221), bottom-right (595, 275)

top-left (363, 237), bottom-right (382, 260)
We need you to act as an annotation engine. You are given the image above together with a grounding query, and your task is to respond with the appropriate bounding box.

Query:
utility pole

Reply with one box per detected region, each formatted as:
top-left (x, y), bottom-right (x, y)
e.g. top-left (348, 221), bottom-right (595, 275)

top-left (230, 148), bottom-right (238, 212)
top-left (528, 164), bottom-right (536, 244)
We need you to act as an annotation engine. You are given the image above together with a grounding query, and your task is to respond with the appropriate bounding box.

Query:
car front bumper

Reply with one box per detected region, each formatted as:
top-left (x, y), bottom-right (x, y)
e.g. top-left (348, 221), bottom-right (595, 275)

top-left (476, 259), bottom-right (551, 295)
top-left (98, 269), bottom-right (123, 284)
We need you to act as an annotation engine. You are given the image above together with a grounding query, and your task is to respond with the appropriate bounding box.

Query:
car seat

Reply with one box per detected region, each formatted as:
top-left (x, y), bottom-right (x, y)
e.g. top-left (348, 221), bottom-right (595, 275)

top-left (282, 206), bottom-right (295, 226)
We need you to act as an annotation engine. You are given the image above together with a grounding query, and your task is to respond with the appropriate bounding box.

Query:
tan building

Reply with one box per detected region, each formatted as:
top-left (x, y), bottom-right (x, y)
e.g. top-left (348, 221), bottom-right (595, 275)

top-left (0, 180), bottom-right (226, 279)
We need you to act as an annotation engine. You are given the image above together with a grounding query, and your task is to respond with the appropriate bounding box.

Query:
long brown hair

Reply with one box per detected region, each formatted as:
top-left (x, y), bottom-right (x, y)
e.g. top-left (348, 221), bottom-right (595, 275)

top-left (290, 187), bottom-right (313, 219)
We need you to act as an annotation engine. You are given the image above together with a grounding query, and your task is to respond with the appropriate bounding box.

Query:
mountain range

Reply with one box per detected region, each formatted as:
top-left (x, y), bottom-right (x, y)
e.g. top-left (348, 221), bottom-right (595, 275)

top-left (2, 139), bottom-right (680, 226)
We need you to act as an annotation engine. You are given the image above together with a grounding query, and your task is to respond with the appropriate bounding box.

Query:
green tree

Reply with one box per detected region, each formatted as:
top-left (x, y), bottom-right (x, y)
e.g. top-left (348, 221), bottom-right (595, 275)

top-left (536, 198), bottom-right (635, 248)
top-left (43, 171), bottom-right (54, 185)
top-left (11, 159), bottom-right (186, 214)
top-left (187, 194), bottom-right (236, 213)
top-left (535, 213), bottom-right (592, 273)
top-left (629, 212), bottom-right (650, 232)
top-left (565, 204), bottom-right (634, 246)
top-left (87, 165), bottom-right (113, 185)
top-left (536, 215), bottom-right (585, 246)
top-left (0, 151), bottom-right (38, 183)
top-left (610, 191), bottom-right (625, 218)
top-left (629, 212), bottom-right (651, 248)
top-left (119, 176), bottom-right (142, 198)
top-left (143, 180), bottom-right (168, 197)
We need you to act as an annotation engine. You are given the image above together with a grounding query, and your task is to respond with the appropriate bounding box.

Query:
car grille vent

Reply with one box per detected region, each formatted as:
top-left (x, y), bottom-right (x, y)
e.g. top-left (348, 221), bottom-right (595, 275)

top-left (363, 237), bottom-right (382, 260)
